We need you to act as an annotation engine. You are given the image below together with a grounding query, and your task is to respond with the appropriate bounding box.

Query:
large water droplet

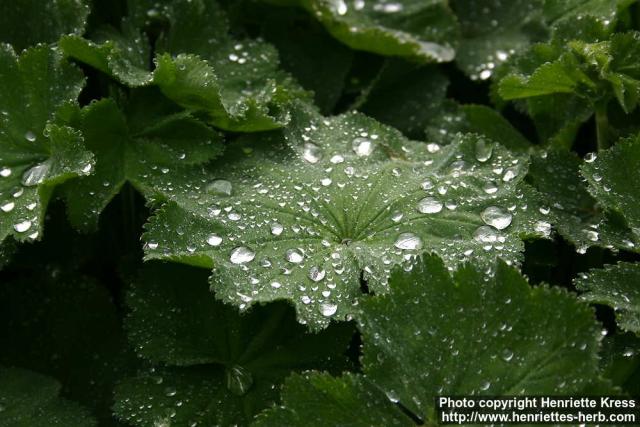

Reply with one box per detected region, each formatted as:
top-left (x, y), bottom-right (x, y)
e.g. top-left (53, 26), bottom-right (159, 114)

top-left (225, 365), bottom-right (253, 396)
top-left (206, 234), bottom-right (223, 246)
top-left (480, 206), bottom-right (512, 230)
top-left (394, 233), bottom-right (423, 250)
top-left (13, 219), bottom-right (32, 233)
top-left (417, 197), bottom-right (443, 214)
top-left (207, 179), bottom-right (232, 196)
top-left (302, 142), bottom-right (322, 164)
top-left (270, 222), bottom-right (284, 236)
top-left (25, 130), bottom-right (36, 142)
top-left (473, 225), bottom-right (499, 243)
top-left (319, 302), bottom-right (338, 317)
top-left (475, 138), bottom-right (493, 162)
top-left (0, 167), bottom-right (11, 177)
top-left (309, 266), bottom-right (326, 282)
top-left (22, 163), bottom-right (49, 186)
top-left (230, 246), bottom-right (255, 264)
top-left (285, 249), bottom-right (304, 263)
top-left (1, 201), bottom-right (15, 212)
top-left (352, 137), bottom-right (374, 157)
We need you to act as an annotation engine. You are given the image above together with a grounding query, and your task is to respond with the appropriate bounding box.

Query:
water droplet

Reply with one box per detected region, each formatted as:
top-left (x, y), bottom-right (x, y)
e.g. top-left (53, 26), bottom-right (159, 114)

top-left (309, 266), bottom-right (326, 282)
top-left (22, 163), bottom-right (49, 186)
top-left (25, 130), bottom-right (36, 142)
top-left (225, 365), bottom-right (253, 396)
top-left (206, 234), bottom-right (223, 246)
top-left (270, 281), bottom-right (281, 289)
top-left (207, 179), bottom-right (232, 196)
top-left (483, 181), bottom-right (498, 194)
top-left (164, 386), bottom-right (177, 397)
top-left (501, 348), bottom-right (514, 362)
top-left (417, 197), bottom-right (443, 214)
top-left (475, 138), bottom-right (493, 162)
top-left (1, 201), bottom-right (15, 212)
top-left (302, 142), bottom-right (322, 164)
top-left (584, 152), bottom-right (597, 163)
top-left (330, 154), bottom-right (344, 164)
top-left (534, 220), bottom-right (551, 236)
top-left (481, 206), bottom-right (512, 230)
top-left (352, 137), bottom-right (374, 157)
top-left (0, 167), bottom-right (11, 177)
top-left (285, 249), bottom-right (304, 263)
top-left (394, 233), bottom-right (423, 250)
top-left (474, 226), bottom-right (499, 243)
top-left (270, 223), bottom-right (284, 236)
top-left (230, 246), bottom-right (255, 264)
top-left (13, 219), bottom-right (32, 233)
top-left (319, 302), bottom-right (338, 317)
top-left (391, 211), bottom-right (403, 222)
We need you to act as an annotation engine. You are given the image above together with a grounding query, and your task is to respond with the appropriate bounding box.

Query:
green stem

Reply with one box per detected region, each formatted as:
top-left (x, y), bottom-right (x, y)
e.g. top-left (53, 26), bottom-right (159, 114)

top-left (595, 105), bottom-right (610, 150)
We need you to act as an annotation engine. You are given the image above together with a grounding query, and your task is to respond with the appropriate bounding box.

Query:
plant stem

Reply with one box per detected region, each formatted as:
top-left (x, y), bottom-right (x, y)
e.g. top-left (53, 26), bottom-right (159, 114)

top-left (595, 105), bottom-right (610, 150)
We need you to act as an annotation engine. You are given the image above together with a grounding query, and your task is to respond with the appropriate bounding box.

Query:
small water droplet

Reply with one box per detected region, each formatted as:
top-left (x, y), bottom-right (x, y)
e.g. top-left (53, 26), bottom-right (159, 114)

top-left (0, 167), bottom-right (11, 177)
top-left (25, 130), bottom-right (36, 142)
top-left (475, 138), bottom-right (493, 162)
top-left (1, 201), bottom-right (15, 212)
top-left (474, 225), bottom-right (499, 243)
top-left (270, 223), bottom-right (284, 236)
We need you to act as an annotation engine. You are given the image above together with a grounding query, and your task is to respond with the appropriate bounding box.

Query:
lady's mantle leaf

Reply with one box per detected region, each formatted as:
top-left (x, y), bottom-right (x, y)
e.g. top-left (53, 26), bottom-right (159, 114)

top-left (0, 367), bottom-right (96, 426)
top-left (576, 262), bottom-right (640, 335)
top-left (61, 0), bottom-right (309, 131)
top-left (0, 45), bottom-right (93, 244)
top-left (143, 107), bottom-right (551, 328)
top-left (268, 0), bottom-right (458, 63)
top-left (0, 0), bottom-right (89, 51)
top-left (113, 263), bottom-right (353, 427)
top-left (452, 0), bottom-right (546, 81)
top-left (61, 90), bottom-right (223, 231)
top-left (581, 135), bottom-right (640, 236)
top-left (528, 149), bottom-right (638, 253)
top-left (254, 254), bottom-right (606, 425)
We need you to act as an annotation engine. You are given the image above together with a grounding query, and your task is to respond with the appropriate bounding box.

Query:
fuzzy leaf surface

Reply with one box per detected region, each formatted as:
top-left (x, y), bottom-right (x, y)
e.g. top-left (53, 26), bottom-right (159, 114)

top-left (254, 254), bottom-right (605, 425)
top-left (143, 107), bottom-right (551, 328)
top-left (113, 263), bottom-right (353, 426)
top-left (0, 45), bottom-right (92, 244)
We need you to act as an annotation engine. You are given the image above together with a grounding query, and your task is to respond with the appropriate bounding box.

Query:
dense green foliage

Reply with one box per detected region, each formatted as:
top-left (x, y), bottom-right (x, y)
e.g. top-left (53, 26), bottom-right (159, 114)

top-left (1, 0), bottom-right (640, 425)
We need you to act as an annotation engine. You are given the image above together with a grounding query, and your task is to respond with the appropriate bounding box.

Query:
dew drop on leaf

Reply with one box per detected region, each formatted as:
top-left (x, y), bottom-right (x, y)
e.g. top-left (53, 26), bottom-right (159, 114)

top-left (1, 201), bottom-right (15, 212)
top-left (352, 137), bottom-right (374, 157)
top-left (481, 206), bottom-right (512, 230)
top-left (285, 249), bottom-right (304, 263)
top-left (417, 197), bottom-right (443, 214)
top-left (206, 234), bottom-right (223, 246)
top-left (207, 179), bottom-right (232, 196)
top-left (22, 163), bottom-right (49, 187)
top-left (319, 302), bottom-right (338, 317)
top-left (229, 246), bottom-right (255, 264)
top-left (13, 219), bottom-right (32, 233)
top-left (473, 225), bottom-right (499, 243)
top-left (302, 142), bottom-right (322, 164)
top-left (270, 222), bottom-right (284, 236)
top-left (394, 233), bottom-right (423, 250)
top-left (225, 365), bottom-right (253, 396)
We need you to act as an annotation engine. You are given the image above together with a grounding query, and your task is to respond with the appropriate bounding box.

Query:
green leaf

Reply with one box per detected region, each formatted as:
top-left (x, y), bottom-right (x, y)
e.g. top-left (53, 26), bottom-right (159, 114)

top-left (143, 106), bottom-right (552, 328)
top-left (0, 272), bottom-right (132, 424)
top-left (581, 135), bottom-right (640, 235)
top-left (528, 149), bottom-right (638, 252)
top-left (253, 372), bottom-right (414, 427)
top-left (60, 90), bottom-right (223, 231)
top-left (255, 254), bottom-right (606, 425)
top-left (543, 0), bottom-right (636, 25)
top-left (0, 367), bottom-right (96, 427)
top-left (425, 101), bottom-right (532, 151)
top-left (0, 0), bottom-right (89, 51)
top-left (358, 59), bottom-right (448, 139)
top-left (61, 0), bottom-right (309, 132)
top-left (113, 263), bottom-right (353, 426)
top-left (576, 262), bottom-right (640, 334)
top-left (452, 0), bottom-right (546, 80)
top-left (269, 0), bottom-right (458, 63)
top-left (0, 44), bottom-right (93, 244)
